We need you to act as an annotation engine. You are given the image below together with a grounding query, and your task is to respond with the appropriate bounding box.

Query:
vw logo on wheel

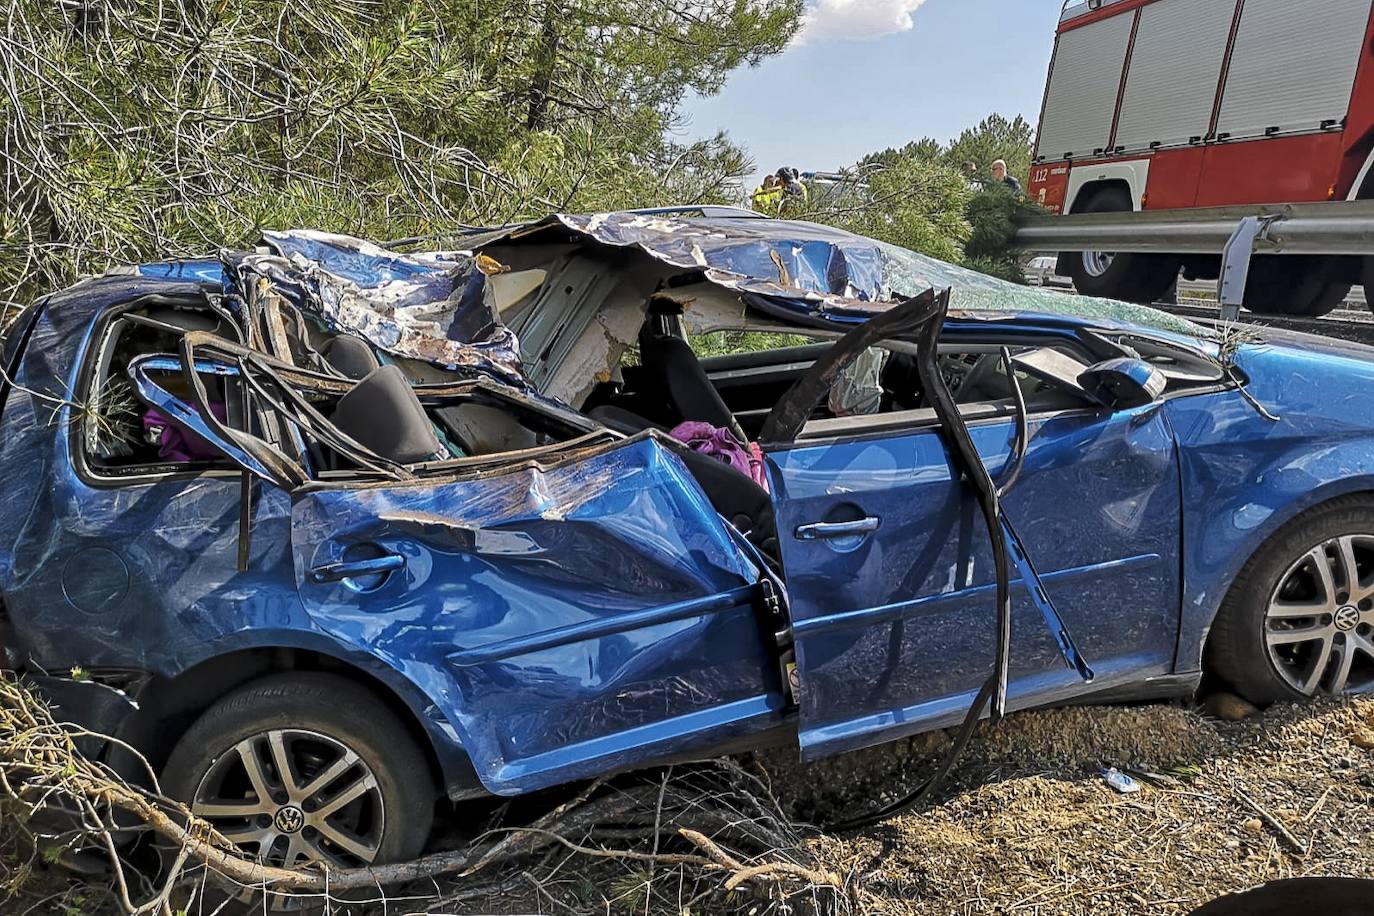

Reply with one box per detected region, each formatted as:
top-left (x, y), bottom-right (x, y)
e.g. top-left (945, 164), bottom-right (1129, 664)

top-left (1335, 605), bottom-right (1361, 633)
top-left (273, 805), bottom-right (305, 834)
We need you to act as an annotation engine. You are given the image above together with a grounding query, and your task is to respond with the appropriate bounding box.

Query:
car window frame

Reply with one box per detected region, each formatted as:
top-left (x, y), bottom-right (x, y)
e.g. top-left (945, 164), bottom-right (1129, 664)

top-left (70, 297), bottom-right (254, 490)
top-left (704, 313), bottom-right (1110, 449)
top-left (155, 330), bottom-right (616, 492)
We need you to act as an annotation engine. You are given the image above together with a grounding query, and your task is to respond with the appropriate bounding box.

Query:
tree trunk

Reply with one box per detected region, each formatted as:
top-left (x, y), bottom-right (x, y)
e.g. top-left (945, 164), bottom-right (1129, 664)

top-left (526, 1), bottom-right (560, 132)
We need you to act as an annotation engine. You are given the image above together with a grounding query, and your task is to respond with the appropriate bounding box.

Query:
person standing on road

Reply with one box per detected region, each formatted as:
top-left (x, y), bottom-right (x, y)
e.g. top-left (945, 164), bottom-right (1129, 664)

top-left (991, 159), bottom-right (1022, 194)
top-left (777, 167), bottom-right (808, 210)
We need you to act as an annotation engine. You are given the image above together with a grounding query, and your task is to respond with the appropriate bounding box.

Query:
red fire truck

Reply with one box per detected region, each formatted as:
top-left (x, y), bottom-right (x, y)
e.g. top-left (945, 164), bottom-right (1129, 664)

top-left (1027, 0), bottom-right (1374, 315)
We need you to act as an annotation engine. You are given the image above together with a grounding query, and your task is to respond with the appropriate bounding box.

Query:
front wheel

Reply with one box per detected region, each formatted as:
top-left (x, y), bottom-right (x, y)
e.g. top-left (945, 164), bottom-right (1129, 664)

top-left (1206, 497), bottom-right (1374, 705)
top-left (1064, 187), bottom-right (1181, 304)
top-left (162, 673), bottom-right (436, 909)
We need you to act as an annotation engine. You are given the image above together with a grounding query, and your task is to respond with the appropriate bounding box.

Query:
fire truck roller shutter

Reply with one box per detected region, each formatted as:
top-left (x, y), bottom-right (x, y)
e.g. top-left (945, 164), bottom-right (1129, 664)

top-left (1113, 0), bottom-right (1236, 155)
top-left (1037, 14), bottom-right (1135, 162)
top-left (1216, 0), bottom-right (1372, 143)
top-left (1065, 186), bottom-right (1182, 305)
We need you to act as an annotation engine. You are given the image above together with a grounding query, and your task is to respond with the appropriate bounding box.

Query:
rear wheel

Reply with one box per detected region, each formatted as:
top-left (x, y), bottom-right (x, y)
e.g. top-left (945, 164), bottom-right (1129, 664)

top-left (1065, 186), bottom-right (1181, 304)
top-left (162, 673), bottom-right (435, 911)
top-left (1243, 255), bottom-right (1351, 317)
top-left (1207, 497), bottom-right (1374, 705)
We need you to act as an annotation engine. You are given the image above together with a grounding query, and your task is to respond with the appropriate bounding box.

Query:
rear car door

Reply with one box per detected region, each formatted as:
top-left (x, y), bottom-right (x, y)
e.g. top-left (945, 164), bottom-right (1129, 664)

top-left (288, 436), bottom-right (788, 795)
top-left (762, 315), bottom-right (1183, 760)
top-left (0, 299), bottom-right (297, 677)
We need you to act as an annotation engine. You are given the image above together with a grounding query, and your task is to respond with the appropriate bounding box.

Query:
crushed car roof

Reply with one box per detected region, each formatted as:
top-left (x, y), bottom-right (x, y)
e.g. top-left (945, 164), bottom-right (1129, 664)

top-left (115, 210), bottom-right (1209, 391)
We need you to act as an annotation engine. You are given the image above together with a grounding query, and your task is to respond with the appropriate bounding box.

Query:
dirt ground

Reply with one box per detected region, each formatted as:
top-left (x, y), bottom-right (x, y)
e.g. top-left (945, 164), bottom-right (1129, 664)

top-left (3, 695), bottom-right (1371, 915)
top-left (761, 696), bottom-right (1374, 915)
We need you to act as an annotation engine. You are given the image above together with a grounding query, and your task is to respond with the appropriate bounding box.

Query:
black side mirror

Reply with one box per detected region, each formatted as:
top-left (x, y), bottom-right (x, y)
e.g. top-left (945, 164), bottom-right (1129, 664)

top-left (1078, 357), bottom-right (1166, 409)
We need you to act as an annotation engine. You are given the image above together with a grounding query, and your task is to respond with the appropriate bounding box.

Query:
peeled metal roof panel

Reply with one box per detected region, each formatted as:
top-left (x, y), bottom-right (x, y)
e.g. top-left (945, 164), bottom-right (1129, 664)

top-left (538, 212), bottom-right (1209, 338)
top-left (218, 213), bottom-right (1209, 392)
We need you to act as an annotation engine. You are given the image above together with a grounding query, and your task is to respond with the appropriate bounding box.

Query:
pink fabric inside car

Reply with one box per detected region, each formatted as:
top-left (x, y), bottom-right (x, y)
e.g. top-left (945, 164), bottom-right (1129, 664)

top-left (669, 421), bottom-right (769, 492)
top-left (142, 404), bottom-right (227, 462)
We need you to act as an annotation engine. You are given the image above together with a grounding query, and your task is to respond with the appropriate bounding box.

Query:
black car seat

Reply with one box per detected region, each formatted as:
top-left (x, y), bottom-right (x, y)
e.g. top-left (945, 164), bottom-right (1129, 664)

top-left (436, 402), bottom-right (537, 456)
top-left (637, 327), bottom-right (747, 441)
top-left (586, 404), bottom-right (666, 435)
top-left (674, 445), bottom-right (778, 560)
top-left (330, 364), bottom-right (445, 464)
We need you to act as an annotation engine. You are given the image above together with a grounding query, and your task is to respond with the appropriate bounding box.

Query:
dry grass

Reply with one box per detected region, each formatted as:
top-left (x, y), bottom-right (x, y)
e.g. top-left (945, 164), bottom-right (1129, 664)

top-left (767, 697), bottom-right (1374, 916)
top-left (3, 684), bottom-right (1371, 915)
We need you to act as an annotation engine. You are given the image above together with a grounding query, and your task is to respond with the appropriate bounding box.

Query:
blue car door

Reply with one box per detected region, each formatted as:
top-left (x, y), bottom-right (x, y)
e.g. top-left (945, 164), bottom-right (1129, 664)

top-left (287, 436), bottom-right (788, 795)
top-left (765, 337), bottom-right (1183, 760)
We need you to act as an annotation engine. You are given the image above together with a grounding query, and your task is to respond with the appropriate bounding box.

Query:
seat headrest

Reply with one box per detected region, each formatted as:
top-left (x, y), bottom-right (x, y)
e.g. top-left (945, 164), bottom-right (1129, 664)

top-left (322, 336), bottom-right (382, 381)
top-left (331, 365), bottom-right (443, 465)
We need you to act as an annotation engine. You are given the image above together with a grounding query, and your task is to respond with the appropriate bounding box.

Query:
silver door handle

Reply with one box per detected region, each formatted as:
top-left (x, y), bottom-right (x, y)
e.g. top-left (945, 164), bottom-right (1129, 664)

top-left (794, 518), bottom-right (880, 540)
top-left (309, 553), bottom-right (405, 583)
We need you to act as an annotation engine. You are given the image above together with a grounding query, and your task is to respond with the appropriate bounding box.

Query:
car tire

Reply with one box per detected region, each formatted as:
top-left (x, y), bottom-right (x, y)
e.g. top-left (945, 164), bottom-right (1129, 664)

top-left (1206, 496), bottom-right (1374, 706)
top-left (1064, 187), bottom-right (1182, 304)
top-left (1243, 255), bottom-right (1351, 317)
top-left (161, 672), bottom-right (435, 912)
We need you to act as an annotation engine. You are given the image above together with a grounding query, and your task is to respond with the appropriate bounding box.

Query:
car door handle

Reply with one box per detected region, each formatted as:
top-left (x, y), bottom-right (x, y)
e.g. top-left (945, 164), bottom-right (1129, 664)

top-left (794, 518), bottom-right (881, 540)
top-left (308, 553), bottom-right (406, 583)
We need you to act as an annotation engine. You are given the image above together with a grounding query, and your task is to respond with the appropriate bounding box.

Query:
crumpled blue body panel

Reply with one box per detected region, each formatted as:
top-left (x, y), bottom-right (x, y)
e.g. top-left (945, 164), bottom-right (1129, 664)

top-left (239, 230), bottom-right (526, 386)
top-left (289, 436), bottom-right (782, 794)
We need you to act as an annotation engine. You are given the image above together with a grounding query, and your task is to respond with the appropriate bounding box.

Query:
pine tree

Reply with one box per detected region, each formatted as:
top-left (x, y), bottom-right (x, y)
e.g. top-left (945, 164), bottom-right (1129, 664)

top-left (0, 0), bottom-right (802, 303)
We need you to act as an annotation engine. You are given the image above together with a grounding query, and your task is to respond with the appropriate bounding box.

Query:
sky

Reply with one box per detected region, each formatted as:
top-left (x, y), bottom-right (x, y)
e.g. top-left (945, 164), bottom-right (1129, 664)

top-left (678, 0), bottom-right (1065, 187)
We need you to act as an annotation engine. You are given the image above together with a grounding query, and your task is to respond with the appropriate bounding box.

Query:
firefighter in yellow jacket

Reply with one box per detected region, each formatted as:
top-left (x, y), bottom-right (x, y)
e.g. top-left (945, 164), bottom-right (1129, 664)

top-left (750, 175), bottom-right (783, 215)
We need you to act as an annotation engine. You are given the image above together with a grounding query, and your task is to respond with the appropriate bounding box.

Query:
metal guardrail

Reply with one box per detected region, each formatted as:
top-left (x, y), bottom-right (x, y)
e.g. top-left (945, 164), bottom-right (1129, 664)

top-left (1015, 199), bottom-right (1374, 256)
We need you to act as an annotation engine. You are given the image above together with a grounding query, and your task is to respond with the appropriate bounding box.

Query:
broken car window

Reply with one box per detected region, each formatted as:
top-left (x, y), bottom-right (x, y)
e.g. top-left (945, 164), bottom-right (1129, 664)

top-left (83, 300), bottom-right (249, 475)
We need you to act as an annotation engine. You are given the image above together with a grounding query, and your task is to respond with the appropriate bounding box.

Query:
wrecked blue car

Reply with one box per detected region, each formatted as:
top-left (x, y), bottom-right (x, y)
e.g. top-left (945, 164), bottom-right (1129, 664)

top-left (3, 208), bottom-right (1373, 871)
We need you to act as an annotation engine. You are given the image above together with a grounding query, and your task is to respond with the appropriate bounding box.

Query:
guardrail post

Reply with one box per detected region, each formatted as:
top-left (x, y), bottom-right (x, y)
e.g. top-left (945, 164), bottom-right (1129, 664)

top-left (1217, 215), bottom-right (1280, 322)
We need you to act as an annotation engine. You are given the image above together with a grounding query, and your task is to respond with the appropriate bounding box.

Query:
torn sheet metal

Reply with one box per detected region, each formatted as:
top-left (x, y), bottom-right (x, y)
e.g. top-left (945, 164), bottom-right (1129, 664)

top-left (289, 434), bottom-right (781, 794)
top-left (225, 231), bottom-right (526, 387)
top-left (524, 213), bottom-right (1210, 336)
top-left (215, 213), bottom-right (1206, 397)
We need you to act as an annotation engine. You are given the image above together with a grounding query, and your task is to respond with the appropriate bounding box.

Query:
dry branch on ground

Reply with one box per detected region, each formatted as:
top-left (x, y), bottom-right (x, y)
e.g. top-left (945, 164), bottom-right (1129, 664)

top-left (2, 672), bottom-right (1372, 915)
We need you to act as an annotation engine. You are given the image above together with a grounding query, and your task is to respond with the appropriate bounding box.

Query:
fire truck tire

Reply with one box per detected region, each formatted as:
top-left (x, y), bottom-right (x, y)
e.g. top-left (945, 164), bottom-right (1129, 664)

top-left (1065, 187), bottom-right (1181, 304)
top-left (1242, 256), bottom-right (1351, 318)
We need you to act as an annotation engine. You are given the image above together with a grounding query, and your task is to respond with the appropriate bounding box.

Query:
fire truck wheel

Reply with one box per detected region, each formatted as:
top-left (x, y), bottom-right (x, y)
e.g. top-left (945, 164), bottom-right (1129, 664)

top-left (1243, 256), bottom-right (1351, 317)
top-left (1065, 187), bottom-right (1181, 304)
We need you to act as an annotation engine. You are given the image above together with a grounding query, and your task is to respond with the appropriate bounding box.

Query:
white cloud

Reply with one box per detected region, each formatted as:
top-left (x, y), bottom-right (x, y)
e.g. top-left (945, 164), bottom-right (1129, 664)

top-left (799, 0), bottom-right (929, 43)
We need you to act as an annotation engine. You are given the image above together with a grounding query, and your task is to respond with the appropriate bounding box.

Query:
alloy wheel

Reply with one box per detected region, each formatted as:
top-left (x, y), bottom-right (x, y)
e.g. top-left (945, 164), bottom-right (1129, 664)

top-left (191, 728), bottom-right (385, 869)
top-left (1264, 535), bottom-right (1374, 695)
top-left (1081, 249), bottom-right (1115, 278)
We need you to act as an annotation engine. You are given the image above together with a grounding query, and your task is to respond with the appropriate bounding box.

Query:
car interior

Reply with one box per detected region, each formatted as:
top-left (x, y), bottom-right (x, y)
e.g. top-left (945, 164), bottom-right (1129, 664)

top-left (84, 283), bottom-right (1201, 568)
top-left (83, 299), bottom-right (595, 481)
top-left (580, 294), bottom-right (1103, 443)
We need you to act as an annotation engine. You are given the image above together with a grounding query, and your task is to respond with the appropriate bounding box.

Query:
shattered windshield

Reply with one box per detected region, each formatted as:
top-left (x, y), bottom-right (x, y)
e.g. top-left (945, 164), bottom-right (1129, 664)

top-left (868, 238), bottom-right (1211, 337)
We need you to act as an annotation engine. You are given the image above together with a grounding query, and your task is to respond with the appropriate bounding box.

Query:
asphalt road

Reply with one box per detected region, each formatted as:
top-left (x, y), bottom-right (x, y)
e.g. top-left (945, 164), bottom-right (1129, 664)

top-left (1032, 275), bottom-right (1374, 346)
top-left (1165, 285), bottom-right (1374, 347)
